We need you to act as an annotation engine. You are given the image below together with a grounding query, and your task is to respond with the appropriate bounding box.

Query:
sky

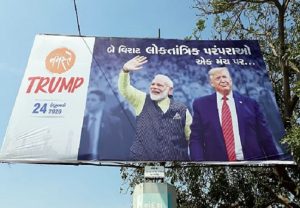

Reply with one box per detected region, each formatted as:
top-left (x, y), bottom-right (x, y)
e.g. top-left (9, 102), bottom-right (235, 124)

top-left (0, 0), bottom-right (199, 207)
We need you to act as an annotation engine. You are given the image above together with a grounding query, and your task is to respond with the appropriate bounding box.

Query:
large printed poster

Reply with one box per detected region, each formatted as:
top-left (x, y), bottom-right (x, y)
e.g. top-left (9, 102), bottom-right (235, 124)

top-left (0, 34), bottom-right (294, 164)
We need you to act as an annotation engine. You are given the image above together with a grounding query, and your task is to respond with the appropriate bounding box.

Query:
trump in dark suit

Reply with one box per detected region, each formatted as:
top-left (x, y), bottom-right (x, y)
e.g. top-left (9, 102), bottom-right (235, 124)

top-left (189, 67), bottom-right (281, 161)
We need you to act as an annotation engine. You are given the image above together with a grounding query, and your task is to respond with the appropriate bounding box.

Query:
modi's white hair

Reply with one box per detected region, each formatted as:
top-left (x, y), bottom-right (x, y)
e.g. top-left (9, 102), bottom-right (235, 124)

top-left (153, 74), bottom-right (174, 88)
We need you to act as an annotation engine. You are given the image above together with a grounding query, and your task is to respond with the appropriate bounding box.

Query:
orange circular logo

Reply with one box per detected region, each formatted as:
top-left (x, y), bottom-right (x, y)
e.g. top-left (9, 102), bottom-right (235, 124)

top-left (45, 48), bottom-right (76, 74)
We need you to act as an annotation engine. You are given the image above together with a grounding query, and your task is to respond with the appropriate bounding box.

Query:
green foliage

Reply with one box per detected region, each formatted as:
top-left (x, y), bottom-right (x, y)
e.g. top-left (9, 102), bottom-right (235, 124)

top-left (210, 0), bottom-right (237, 14)
top-left (196, 19), bottom-right (205, 31)
top-left (294, 81), bottom-right (300, 97)
top-left (282, 124), bottom-right (300, 164)
top-left (186, 19), bottom-right (206, 40)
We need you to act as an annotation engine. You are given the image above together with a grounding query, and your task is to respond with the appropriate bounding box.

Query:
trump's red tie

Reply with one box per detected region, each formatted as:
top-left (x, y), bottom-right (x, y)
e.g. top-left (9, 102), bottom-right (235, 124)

top-left (221, 96), bottom-right (236, 161)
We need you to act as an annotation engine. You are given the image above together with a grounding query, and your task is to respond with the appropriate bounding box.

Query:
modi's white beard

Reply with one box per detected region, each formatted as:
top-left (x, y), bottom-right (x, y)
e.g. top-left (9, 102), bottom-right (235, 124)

top-left (150, 89), bottom-right (169, 101)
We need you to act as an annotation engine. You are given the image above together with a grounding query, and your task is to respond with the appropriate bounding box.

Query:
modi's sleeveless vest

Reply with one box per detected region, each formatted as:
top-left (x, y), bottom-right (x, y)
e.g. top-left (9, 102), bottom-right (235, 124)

top-left (130, 95), bottom-right (189, 161)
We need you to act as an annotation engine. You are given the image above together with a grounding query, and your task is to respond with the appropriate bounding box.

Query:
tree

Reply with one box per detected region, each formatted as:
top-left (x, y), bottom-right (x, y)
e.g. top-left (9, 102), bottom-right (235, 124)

top-left (122, 163), bottom-right (300, 207)
top-left (121, 1), bottom-right (300, 207)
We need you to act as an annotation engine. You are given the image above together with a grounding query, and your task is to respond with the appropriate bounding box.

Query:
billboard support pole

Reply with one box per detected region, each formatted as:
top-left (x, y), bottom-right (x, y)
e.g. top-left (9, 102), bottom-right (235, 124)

top-left (132, 165), bottom-right (177, 208)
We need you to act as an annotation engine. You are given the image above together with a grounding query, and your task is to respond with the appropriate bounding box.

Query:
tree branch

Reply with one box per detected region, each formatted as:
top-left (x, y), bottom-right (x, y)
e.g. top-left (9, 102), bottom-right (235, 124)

top-left (268, 42), bottom-right (279, 57)
top-left (284, 0), bottom-right (291, 11)
top-left (290, 94), bottom-right (299, 112)
top-left (225, 2), bottom-right (247, 39)
top-left (289, 60), bottom-right (300, 73)
top-left (273, 166), bottom-right (300, 198)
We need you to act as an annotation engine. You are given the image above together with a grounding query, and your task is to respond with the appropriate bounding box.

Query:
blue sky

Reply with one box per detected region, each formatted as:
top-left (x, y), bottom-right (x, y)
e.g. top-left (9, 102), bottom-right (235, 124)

top-left (0, 0), bottom-right (199, 207)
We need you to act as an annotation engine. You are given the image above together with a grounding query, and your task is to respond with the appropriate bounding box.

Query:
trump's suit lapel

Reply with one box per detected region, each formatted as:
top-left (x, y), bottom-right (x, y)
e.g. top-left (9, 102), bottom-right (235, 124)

top-left (209, 93), bottom-right (223, 135)
top-left (209, 93), bottom-right (228, 153)
top-left (233, 92), bottom-right (246, 145)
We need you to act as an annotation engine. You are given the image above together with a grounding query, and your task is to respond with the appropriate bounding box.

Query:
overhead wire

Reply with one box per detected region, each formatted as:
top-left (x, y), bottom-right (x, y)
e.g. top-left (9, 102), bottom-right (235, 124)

top-left (71, 1), bottom-right (141, 162)
top-left (225, 2), bottom-right (247, 40)
top-left (73, 0), bottom-right (82, 36)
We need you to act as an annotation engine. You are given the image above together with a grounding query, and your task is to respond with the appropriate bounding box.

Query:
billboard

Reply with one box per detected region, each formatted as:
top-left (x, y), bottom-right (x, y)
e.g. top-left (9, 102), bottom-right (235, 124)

top-left (0, 34), bottom-right (294, 164)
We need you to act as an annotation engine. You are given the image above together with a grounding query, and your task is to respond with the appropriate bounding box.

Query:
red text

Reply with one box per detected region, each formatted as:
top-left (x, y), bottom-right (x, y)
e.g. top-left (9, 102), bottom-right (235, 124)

top-left (26, 76), bottom-right (84, 93)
